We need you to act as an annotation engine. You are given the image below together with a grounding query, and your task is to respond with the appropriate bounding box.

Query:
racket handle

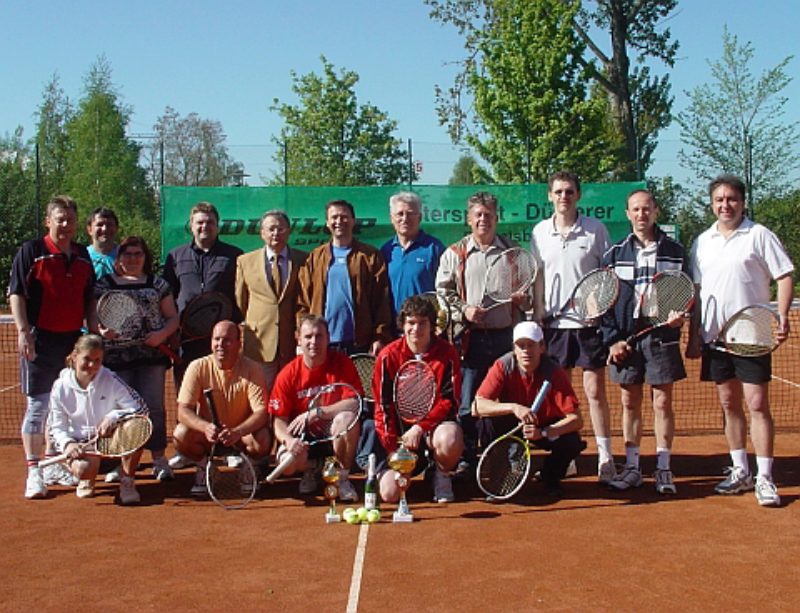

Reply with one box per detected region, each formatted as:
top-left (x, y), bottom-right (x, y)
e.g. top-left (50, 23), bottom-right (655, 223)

top-left (38, 453), bottom-right (69, 468)
top-left (157, 343), bottom-right (182, 364)
top-left (530, 380), bottom-right (551, 415)
top-left (264, 451), bottom-right (295, 484)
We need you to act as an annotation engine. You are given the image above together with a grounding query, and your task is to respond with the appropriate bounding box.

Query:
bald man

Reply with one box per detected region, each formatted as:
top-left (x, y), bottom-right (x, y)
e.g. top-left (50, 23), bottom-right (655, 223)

top-left (173, 320), bottom-right (272, 495)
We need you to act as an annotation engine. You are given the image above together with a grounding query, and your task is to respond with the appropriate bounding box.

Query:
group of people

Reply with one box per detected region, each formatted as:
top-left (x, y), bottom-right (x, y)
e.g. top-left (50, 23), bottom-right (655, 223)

top-left (8, 170), bottom-right (793, 508)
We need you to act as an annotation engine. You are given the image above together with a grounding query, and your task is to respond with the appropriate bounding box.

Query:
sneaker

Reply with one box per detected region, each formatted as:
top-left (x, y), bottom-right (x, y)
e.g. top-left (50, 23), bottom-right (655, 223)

top-left (190, 465), bottom-right (208, 497)
top-left (152, 456), bottom-right (175, 482)
top-left (754, 475), bottom-right (781, 507)
top-left (227, 455), bottom-right (243, 468)
top-left (25, 466), bottom-right (48, 499)
top-left (654, 469), bottom-right (677, 495)
top-left (597, 459), bottom-right (617, 485)
top-left (168, 453), bottom-right (195, 470)
top-left (433, 469), bottom-right (455, 503)
top-left (338, 477), bottom-right (359, 503)
top-left (565, 459), bottom-right (578, 478)
top-left (43, 462), bottom-right (79, 486)
top-left (298, 460), bottom-right (319, 495)
top-left (76, 479), bottom-right (95, 499)
top-left (609, 465), bottom-right (643, 491)
top-left (715, 466), bottom-right (754, 495)
top-left (118, 475), bottom-right (140, 505)
top-left (105, 466), bottom-right (122, 483)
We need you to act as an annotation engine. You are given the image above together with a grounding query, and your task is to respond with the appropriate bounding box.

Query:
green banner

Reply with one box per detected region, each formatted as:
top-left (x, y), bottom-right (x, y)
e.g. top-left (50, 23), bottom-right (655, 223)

top-left (160, 183), bottom-right (644, 259)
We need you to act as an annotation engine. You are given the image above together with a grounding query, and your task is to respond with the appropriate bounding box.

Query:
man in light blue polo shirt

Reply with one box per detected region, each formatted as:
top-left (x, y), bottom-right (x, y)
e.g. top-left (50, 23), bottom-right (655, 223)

top-left (380, 192), bottom-right (445, 334)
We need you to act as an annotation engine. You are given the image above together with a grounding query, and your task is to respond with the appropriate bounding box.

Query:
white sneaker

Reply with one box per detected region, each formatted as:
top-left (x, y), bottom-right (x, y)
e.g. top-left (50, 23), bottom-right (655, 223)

top-left (298, 459), bottom-right (319, 495)
top-left (168, 453), bottom-right (195, 470)
top-left (608, 465), bottom-right (643, 491)
top-left (191, 464), bottom-right (208, 497)
top-left (118, 475), bottom-right (140, 505)
top-left (654, 469), bottom-right (677, 495)
top-left (433, 469), bottom-right (455, 503)
top-left (43, 462), bottom-right (79, 486)
top-left (105, 466), bottom-right (122, 483)
top-left (25, 466), bottom-right (48, 499)
top-left (227, 455), bottom-right (244, 468)
top-left (152, 456), bottom-right (175, 482)
top-left (76, 479), bottom-right (95, 499)
top-left (565, 459), bottom-right (578, 478)
top-left (755, 475), bottom-right (781, 507)
top-left (338, 477), bottom-right (359, 502)
top-left (597, 459), bottom-right (617, 484)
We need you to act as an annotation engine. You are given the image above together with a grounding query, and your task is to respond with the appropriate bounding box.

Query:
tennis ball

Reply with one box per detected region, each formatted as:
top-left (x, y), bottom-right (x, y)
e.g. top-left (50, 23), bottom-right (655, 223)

top-left (366, 509), bottom-right (381, 523)
top-left (356, 506), bottom-right (369, 522)
top-left (343, 508), bottom-right (359, 524)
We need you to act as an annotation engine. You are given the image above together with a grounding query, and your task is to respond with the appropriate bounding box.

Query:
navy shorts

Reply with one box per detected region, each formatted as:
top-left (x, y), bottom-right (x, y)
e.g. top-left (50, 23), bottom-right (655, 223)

top-left (700, 345), bottom-right (771, 385)
top-left (609, 335), bottom-right (686, 386)
top-left (544, 327), bottom-right (607, 370)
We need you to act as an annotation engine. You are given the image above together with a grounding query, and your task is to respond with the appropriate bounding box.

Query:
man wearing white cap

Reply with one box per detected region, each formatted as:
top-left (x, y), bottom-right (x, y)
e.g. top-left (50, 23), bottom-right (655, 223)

top-left (474, 321), bottom-right (586, 497)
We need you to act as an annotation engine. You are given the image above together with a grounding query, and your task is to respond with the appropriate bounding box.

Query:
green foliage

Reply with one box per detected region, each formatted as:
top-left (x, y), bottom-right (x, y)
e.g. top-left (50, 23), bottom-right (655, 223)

top-left (647, 175), bottom-right (711, 250)
top-left (149, 107), bottom-right (238, 187)
top-left (677, 28), bottom-right (799, 203)
top-left (34, 74), bottom-right (72, 203)
top-left (449, 153), bottom-right (493, 185)
top-left (0, 128), bottom-right (36, 305)
top-left (757, 189), bottom-right (800, 275)
top-left (270, 57), bottom-right (412, 186)
top-left (427, 0), bottom-right (677, 181)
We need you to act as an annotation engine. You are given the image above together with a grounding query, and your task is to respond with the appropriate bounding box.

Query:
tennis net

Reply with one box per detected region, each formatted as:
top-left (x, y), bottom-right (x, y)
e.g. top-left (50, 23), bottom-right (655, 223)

top-left (1, 312), bottom-right (798, 443)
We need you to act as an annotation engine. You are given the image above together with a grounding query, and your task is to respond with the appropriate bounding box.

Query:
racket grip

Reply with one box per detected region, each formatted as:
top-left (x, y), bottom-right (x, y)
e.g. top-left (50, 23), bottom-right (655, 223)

top-left (38, 453), bottom-right (69, 468)
top-left (157, 343), bottom-right (182, 364)
top-left (264, 451), bottom-right (296, 484)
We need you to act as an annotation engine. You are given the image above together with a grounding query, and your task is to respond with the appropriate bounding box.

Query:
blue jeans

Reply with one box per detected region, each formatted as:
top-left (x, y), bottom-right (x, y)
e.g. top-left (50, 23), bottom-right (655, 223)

top-left (116, 365), bottom-right (168, 451)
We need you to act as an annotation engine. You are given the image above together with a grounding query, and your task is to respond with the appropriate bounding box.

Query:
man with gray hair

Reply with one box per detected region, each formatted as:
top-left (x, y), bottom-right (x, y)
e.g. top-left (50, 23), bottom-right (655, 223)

top-left (380, 191), bottom-right (445, 332)
top-left (236, 209), bottom-right (307, 389)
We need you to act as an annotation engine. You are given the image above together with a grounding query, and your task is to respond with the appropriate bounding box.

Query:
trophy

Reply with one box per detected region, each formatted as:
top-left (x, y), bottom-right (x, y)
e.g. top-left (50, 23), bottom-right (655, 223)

top-left (321, 456), bottom-right (342, 523)
top-left (388, 443), bottom-right (417, 523)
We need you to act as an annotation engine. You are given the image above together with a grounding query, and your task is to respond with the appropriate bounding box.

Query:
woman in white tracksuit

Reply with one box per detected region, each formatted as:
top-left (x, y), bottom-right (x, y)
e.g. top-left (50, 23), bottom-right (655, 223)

top-left (49, 334), bottom-right (147, 504)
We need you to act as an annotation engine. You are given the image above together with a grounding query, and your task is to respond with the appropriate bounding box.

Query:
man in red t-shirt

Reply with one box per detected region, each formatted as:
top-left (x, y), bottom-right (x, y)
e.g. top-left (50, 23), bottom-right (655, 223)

top-left (374, 295), bottom-right (463, 503)
top-left (269, 315), bottom-right (364, 502)
top-left (475, 321), bottom-right (586, 498)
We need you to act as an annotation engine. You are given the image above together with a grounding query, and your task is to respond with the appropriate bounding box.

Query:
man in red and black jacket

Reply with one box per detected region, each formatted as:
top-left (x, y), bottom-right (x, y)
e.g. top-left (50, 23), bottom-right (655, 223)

top-left (8, 195), bottom-right (95, 499)
top-left (374, 295), bottom-right (463, 504)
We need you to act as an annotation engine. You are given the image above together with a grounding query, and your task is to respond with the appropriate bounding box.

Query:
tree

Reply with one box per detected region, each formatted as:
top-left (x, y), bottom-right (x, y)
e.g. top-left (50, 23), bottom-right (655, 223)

top-left (270, 57), bottom-right (412, 186)
top-left (147, 107), bottom-right (238, 187)
top-left (34, 74), bottom-right (72, 203)
top-left (0, 128), bottom-right (35, 304)
top-left (449, 153), bottom-right (493, 185)
top-left (647, 175), bottom-right (710, 249)
top-left (676, 28), bottom-right (799, 205)
top-left (757, 189), bottom-right (800, 274)
top-left (63, 57), bottom-right (158, 256)
top-left (427, 0), bottom-right (677, 180)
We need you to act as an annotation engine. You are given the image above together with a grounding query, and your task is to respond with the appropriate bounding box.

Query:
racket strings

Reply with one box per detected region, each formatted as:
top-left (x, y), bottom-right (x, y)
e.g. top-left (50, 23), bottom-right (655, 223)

top-left (97, 293), bottom-right (144, 339)
top-left (724, 307), bottom-right (778, 354)
top-left (479, 438), bottom-right (529, 498)
top-left (306, 385), bottom-right (361, 439)
top-left (484, 250), bottom-right (536, 302)
top-left (96, 417), bottom-right (152, 455)
top-left (352, 355), bottom-right (376, 399)
top-left (395, 364), bottom-right (436, 422)
top-left (641, 274), bottom-right (694, 324)
top-left (182, 295), bottom-right (233, 339)
top-left (207, 456), bottom-right (257, 506)
top-left (573, 271), bottom-right (618, 319)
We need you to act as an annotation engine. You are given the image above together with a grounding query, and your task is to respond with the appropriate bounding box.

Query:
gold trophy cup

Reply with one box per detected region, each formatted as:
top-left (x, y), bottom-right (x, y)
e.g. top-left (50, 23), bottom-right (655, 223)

top-left (388, 443), bottom-right (417, 523)
top-left (321, 456), bottom-right (342, 523)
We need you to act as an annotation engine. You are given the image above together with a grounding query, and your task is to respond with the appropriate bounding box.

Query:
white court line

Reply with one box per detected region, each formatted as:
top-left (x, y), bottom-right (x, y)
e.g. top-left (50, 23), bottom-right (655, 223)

top-left (773, 375), bottom-right (800, 390)
top-left (346, 523), bottom-right (370, 613)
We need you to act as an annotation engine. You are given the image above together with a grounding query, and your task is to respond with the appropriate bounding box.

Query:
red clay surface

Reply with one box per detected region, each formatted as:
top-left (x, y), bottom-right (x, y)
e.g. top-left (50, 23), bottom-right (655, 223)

top-left (1, 434), bottom-right (798, 612)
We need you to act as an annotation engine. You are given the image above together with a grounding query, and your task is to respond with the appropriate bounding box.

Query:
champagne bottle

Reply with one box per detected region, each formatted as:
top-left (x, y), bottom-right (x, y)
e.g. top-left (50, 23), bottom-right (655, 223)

top-left (364, 452), bottom-right (378, 510)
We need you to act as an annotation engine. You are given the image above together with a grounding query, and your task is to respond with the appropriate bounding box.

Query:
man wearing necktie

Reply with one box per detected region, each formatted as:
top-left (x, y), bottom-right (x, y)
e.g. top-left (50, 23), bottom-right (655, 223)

top-left (236, 210), bottom-right (308, 389)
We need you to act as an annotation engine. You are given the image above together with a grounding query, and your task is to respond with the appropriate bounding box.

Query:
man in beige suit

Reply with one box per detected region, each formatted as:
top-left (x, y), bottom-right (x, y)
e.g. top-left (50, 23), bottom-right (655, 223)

top-left (236, 210), bottom-right (307, 389)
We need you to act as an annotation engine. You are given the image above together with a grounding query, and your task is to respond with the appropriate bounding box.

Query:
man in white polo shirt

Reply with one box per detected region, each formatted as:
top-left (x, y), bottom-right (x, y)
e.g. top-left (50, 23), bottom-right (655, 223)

top-left (530, 171), bottom-right (614, 484)
top-left (687, 174), bottom-right (793, 507)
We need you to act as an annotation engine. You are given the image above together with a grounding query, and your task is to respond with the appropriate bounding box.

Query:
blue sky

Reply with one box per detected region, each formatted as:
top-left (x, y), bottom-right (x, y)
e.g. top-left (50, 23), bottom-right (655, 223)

top-left (1, 0), bottom-right (798, 191)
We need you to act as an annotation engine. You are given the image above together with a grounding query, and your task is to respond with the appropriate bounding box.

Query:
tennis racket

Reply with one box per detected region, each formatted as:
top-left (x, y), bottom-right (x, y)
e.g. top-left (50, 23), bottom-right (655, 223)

top-left (481, 247), bottom-right (538, 310)
top-left (625, 270), bottom-right (695, 345)
top-left (180, 292), bottom-right (234, 344)
top-left (393, 359), bottom-right (437, 432)
top-left (264, 383), bottom-right (363, 484)
top-left (351, 353), bottom-right (376, 401)
top-left (203, 388), bottom-right (257, 510)
top-left (96, 290), bottom-right (180, 362)
top-left (476, 379), bottom-right (552, 500)
top-left (544, 268), bottom-right (619, 324)
top-left (40, 414), bottom-right (152, 467)
top-left (419, 291), bottom-right (453, 338)
top-left (711, 304), bottom-right (781, 357)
